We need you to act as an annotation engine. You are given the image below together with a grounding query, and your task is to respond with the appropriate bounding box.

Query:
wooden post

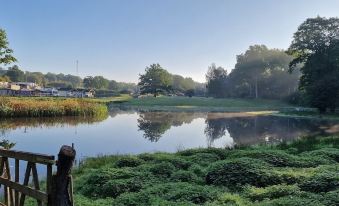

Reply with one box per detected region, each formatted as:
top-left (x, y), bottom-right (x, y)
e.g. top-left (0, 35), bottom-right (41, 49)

top-left (51, 145), bottom-right (76, 206)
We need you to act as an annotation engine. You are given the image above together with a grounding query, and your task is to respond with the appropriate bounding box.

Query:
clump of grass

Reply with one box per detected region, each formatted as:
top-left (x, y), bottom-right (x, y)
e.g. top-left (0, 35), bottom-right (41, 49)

top-left (0, 97), bottom-right (108, 117)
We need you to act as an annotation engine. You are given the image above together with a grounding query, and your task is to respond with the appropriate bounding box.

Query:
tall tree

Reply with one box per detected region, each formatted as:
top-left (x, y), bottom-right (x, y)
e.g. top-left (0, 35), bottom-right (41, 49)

top-left (5, 65), bottom-right (24, 82)
top-left (287, 17), bottom-right (339, 112)
top-left (138, 63), bottom-right (173, 97)
top-left (228, 45), bottom-right (298, 99)
top-left (206, 63), bottom-right (228, 98)
top-left (0, 29), bottom-right (16, 65)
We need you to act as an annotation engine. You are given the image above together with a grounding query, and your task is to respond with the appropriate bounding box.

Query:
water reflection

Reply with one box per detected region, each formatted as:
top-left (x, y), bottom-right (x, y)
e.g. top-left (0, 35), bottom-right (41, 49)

top-left (134, 111), bottom-right (339, 146)
top-left (137, 112), bottom-right (205, 142)
top-left (0, 115), bottom-right (108, 137)
top-left (0, 110), bottom-right (339, 154)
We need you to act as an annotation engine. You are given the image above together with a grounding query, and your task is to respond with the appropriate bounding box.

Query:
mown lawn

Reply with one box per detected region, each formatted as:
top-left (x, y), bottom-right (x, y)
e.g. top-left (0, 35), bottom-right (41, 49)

top-left (72, 135), bottom-right (339, 206)
top-left (117, 96), bottom-right (295, 112)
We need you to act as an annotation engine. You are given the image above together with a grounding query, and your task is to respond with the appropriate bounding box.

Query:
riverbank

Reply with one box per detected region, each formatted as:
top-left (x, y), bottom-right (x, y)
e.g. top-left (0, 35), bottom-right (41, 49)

top-left (72, 135), bottom-right (339, 206)
top-left (0, 96), bottom-right (108, 118)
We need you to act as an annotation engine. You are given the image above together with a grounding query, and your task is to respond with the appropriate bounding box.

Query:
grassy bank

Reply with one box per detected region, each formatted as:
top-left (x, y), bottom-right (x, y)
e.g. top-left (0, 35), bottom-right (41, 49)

top-left (0, 96), bottom-right (108, 118)
top-left (115, 96), bottom-right (295, 112)
top-left (72, 135), bottom-right (339, 206)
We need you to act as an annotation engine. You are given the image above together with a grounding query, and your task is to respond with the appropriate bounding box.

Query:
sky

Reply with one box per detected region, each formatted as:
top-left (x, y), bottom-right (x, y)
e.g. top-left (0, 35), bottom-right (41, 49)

top-left (1, 0), bottom-right (339, 83)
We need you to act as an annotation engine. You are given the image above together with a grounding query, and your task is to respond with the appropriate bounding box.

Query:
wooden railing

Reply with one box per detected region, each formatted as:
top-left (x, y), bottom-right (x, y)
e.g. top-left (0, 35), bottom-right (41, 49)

top-left (0, 145), bottom-right (76, 206)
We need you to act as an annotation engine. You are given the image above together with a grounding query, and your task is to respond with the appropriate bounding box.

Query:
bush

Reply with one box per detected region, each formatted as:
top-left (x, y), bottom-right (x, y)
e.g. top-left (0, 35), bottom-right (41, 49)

top-left (188, 164), bottom-right (206, 177)
top-left (257, 192), bottom-right (325, 206)
top-left (322, 189), bottom-right (339, 206)
top-left (171, 170), bottom-right (199, 183)
top-left (301, 148), bottom-right (339, 162)
top-left (77, 168), bottom-right (144, 198)
top-left (299, 171), bottom-right (339, 193)
top-left (206, 158), bottom-right (278, 187)
top-left (149, 162), bottom-right (176, 177)
top-left (188, 153), bottom-right (220, 166)
top-left (245, 184), bottom-right (301, 201)
top-left (207, 193), bottom-right (250, 206)
top-left (115, 156), bottom-right (144, 168)
top-left (228, 149), bottom-right (329, 167)
top-left (113, 183), bottom-right (220, 205)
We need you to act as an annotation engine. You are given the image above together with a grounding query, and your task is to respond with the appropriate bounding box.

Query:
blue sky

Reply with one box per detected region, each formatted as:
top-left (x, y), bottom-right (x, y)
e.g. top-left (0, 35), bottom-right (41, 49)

top-left (1, 0), bottom-right (339, 83)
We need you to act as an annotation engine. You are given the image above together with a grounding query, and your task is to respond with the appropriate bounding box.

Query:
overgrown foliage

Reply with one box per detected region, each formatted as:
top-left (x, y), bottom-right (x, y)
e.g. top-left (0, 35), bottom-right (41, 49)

top-left (73, 135), bottom-right (339, 205)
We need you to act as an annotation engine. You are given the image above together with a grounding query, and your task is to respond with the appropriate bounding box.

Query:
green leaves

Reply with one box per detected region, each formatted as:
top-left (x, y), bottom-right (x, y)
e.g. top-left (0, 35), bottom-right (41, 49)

top-left (0, 29), bottom-right (17, 65)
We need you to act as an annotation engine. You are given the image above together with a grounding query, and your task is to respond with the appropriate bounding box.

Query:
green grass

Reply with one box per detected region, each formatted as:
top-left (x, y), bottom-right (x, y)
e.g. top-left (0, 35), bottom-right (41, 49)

top-left (116, 96), bottom-right (294, 112)
top-left (72, 135), bottom-right (339, 206)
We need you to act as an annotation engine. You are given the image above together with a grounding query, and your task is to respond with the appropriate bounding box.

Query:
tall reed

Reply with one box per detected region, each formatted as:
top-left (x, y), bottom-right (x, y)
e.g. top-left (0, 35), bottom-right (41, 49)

top-left (0, 97), bottom-right (108, 118)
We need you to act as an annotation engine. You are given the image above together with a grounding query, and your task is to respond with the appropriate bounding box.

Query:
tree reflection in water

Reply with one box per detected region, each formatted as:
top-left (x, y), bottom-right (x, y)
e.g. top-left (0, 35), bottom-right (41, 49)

top-left (137, 111), bottom-right (339, 146)
top-left (137, 112), bottom-right (205, 142)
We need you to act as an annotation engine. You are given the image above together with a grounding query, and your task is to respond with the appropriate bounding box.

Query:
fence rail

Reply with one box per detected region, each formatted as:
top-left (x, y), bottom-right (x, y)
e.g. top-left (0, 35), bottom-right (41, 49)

top-left (0, 146), bottom-right (75, 206)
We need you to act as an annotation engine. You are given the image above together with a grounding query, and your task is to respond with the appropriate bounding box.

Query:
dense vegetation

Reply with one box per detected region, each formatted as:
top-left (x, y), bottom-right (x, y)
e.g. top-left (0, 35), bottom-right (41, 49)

top-left (0, 96), bottom-right (108, 117)
top-left (72, 135), bottom-right (339, 205)
top-left (206, 46), bottom-right (299, 100)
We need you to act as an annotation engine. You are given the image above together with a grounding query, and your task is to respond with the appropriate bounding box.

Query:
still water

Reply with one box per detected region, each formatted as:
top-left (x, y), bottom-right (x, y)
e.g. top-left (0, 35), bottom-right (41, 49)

top-left (1, 109), bottom-right (339, 160)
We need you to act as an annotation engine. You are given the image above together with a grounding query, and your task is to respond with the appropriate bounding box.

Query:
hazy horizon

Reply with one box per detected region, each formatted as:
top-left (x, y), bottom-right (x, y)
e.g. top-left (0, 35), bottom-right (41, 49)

top-left (1, 0), bottom-right (339, 83)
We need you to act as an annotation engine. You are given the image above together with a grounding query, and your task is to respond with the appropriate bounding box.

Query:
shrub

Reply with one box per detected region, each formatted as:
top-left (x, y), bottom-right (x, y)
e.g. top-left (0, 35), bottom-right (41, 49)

top-left (301, 148), bottom-right (339, 162)
top-left (322, 189), bottom-right (339, 206)
top-left (299, 171), bottom-right (339, 193)
top-left (228, 149), bottom-right (329, 167)
top-left (113, 183), bottom-right (220, 205)
top-left (115, 156), bottom-right (144, 168)
top-left (188, 153), bottom-right (220, 166)
top-left (257, 192), bottom-right (325, 206)
top-left (188, 164), bottom-right (206, 177)
top-left (149, 162), bottom-right (176, 177)
top-left (207, 193), bottom-right (250, 206)
top-left (206, 158), bottom-right (278, 187)
top-left (170, 170), bottom-right (199, 183)
top-left (77, 168), bottom-right (144, 198)
top-left (244, 184), bottom-right (301, 201)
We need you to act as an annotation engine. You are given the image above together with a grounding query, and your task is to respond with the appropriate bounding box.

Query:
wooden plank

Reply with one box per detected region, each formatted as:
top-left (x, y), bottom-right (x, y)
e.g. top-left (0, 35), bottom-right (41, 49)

top-left (19, 162), bottom-right (32, 206)
top-left (0, 176), bottom-right (48, 202)
top-left (5, 158), bottom-right (14, 206)
top-left (15, 159), bottom-right (19, 206)
top-left (47, 163), bottom-right (53, 205)
top-left (31, 163), bottom-right (42, 206)
top-left (0, 149), bottom-right (55, 165)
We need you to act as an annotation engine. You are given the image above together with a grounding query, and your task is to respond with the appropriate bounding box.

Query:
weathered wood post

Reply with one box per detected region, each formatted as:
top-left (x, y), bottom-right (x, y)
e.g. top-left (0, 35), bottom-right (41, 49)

top-left (51, 145), bottom-right (76, 206)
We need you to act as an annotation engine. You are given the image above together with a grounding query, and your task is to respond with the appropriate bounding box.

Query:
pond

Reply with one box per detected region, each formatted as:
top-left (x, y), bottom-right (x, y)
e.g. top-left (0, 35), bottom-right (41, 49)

top-left (1, 109), bottom-right (339, 160)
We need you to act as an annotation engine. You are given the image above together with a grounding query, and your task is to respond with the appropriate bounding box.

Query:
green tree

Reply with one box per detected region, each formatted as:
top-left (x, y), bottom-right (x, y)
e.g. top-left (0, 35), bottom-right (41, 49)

top-left (25, 72), bottom-right (46, 85)
top-left (287, 17), bottom-right (339, 112)
top-left (228, 45), bottom-right (298, 99)
top-left (206, 63), bottom-right (228, 98)
top-left (5, 65), bottom-right (24, 82)
top-left (108, 80), bottom-right (119, 90)
top-left (83, 76), bottom-right (109, 89)
top-left (138, 63), bottom-right (173, 97)
top-left (0, 29), bottom-right (17, 65)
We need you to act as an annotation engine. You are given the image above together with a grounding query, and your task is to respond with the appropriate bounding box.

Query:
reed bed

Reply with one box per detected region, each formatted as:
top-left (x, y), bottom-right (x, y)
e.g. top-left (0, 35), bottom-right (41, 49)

top-left (0, 97), bottom-right (108, 118)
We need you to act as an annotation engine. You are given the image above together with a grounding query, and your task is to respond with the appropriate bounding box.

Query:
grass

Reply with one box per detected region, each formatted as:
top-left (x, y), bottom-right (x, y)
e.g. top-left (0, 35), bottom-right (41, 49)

top-left (72, 135), bottom-right (339, 206)
top-left (111, 96), bottom-right (296, 113)
top-left (0, 95), bottom-right (131, 118)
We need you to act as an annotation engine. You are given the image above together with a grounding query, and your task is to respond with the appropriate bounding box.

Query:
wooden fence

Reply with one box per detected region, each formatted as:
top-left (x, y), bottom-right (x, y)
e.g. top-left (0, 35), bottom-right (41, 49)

top-left (0, 145), bottom-right (76, 206)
